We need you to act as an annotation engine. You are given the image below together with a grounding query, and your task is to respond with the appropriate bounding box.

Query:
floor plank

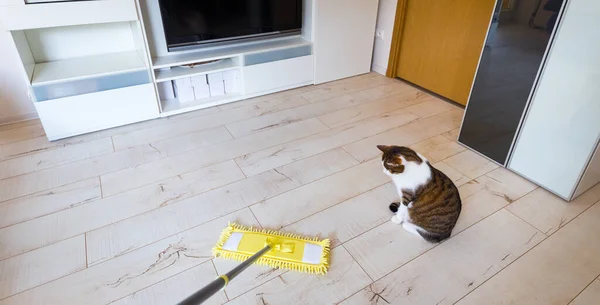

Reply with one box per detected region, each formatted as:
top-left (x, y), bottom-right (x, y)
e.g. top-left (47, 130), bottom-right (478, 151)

top-left (410, 134), bottom-right (466, 163)
top-left (0, 124), bottom-right (45, 145)
top-left (343, 109), bottom-right (463, 163)
top-left (144, 126), bottom-right (235, 158)
top-left (341, 210), bottom-right (545, 305)
top-left (250, 158), bottom-right (389, 228)
top-left (570, 276), bottom-right (600, 305)
top-left (86, 147), bottom-right (359, 265)
top-left (0, 137), bottom-right (113, 180)
top-left (235, 109), bottom-right (420, 176)
top-left (0, 209), bottom-right (257, 305)
top-left (405, 98), bottom-right (458, 118)
top-left (431, 161), bottom-right (471, 187)
top-left (317, 89), bottom-right (427, 128)
top-left (217, 85), bottom-right (316, 111)
top-left (442, 128), bottom-right (461, 142)
top-left (506, 183), bottom-right (600, 235)
top-left (0, 178), bottom-right (101, 229)
top-left (0, 136), bottom-right (80, 161)
top-left (301, 74), bottom-right (392, 103)
top-left (101, 118), bottom-right (328, 197)
top-left (285, 183), bottom-right (397, 247)
top-left (443, 150), bottom-right (499, 180)
top-left (0, 119), bottom-right (41, 132)
top-left (456, 202), bottom-right (600, 305)
top-left (0, 236), bottom-right (86, 300)
top-left (110, 261), bottom-right (227, 305)
top-left (111, 94), bottom-right (309, 150)
top-left (213, 262), bottom-right (285, 301)
top-left (225, 246), bottom-right (372, 305)
top-left (0, 161), bottom-right (243, 261)
top-left (0, 145), bottom-right (158, 203)
top-left (225, 88), bottom-right (384, 138)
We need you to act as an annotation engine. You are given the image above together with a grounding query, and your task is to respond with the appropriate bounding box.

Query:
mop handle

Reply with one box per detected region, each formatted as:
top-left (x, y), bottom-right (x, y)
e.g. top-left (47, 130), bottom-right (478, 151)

top-left (177, 245), bottom-right (272, 305)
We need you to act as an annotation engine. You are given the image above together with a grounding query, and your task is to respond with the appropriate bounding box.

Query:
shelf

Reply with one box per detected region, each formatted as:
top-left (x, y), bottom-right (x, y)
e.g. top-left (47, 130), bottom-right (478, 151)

top-left (31, 51), bottom-right (147, 86)
top-left (0, 0), bottom-right (138, 30)
top-left (161, 94), bottom-right (241, 116)
top-left (154, 58), bottom-right (239, 83)
top-left (152, 37), bottom-right (311, 69)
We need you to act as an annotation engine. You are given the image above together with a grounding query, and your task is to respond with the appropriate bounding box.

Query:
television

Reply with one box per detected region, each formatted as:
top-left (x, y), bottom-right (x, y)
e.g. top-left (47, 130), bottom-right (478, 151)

top-left (158, 0), bottom-right (303, 51)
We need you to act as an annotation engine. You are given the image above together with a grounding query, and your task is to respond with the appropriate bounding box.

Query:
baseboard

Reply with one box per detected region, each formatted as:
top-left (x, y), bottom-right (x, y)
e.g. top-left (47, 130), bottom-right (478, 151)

top-left (0, 112), bottom-right (39, 126)
top-left (371, 64), bottom-right (387, 75)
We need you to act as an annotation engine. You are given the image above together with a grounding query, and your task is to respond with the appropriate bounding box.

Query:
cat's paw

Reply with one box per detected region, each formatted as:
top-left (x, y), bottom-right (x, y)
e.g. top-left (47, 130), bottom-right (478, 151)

top-left (391, 215), bottom-right (403, 224)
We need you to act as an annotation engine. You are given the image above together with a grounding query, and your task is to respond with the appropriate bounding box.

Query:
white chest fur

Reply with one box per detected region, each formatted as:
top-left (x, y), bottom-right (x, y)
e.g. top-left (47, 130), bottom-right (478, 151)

top-left (385, 152), bottom-right (433, 235)
top-left (383, 153), bottom-right (432, 193)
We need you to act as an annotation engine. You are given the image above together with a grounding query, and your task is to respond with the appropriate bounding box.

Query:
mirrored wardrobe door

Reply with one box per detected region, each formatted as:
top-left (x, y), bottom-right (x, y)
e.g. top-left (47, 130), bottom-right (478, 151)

top-left (458, 0), bottom-right (565, 165)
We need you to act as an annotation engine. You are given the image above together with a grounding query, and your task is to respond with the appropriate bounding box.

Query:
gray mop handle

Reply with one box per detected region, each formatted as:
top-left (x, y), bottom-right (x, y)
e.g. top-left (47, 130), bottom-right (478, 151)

top-left (177, 245), bottom-right (272, 305)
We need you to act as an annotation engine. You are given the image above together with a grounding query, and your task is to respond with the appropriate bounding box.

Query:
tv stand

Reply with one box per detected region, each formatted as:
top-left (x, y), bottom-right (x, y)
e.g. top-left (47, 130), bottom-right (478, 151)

top-left (151, 37), bottom-right (314, 117)
top-left (0, 0), bottom-right (379, 140)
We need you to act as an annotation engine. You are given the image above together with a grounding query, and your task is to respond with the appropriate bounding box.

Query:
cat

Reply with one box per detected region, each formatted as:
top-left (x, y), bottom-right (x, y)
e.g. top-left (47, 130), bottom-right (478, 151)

top-left (377, 145), bottom-right (461, 243)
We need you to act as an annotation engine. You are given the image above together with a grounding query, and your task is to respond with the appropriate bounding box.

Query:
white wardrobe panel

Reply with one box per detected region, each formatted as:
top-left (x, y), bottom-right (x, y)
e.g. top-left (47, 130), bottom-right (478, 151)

top-left (573, 142), bottom-right (600, 198)
top-left (313, 0), bottom-right (378, 84)
top-left (509, 0), bottom-right (600, 199)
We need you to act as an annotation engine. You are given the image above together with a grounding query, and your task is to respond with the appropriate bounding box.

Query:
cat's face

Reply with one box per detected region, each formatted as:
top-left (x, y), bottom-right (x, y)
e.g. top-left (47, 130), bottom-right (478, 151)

top-left (377, 145), bottom-right (423, 175)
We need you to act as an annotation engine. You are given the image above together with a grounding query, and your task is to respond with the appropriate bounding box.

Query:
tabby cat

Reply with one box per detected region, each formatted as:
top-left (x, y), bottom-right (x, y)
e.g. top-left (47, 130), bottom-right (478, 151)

top-left (377, 145), bottom-right (461, 243)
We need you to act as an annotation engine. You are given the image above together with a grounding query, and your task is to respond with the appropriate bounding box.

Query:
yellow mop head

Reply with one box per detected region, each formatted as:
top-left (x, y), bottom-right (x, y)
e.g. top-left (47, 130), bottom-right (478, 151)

top-left (213, 223), bottom-right (331, 275)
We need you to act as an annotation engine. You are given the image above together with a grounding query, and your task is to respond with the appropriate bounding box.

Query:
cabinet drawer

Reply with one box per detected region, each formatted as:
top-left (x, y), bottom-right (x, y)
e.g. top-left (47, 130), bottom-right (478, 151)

top-left (0, 0), bottom-right (138, 30)
top-left (243, 55), bottom-right (314, 95)
top-left (244, 45), bottom-right (312, 66)
top-left (35, 84), bottom-right (159, 140)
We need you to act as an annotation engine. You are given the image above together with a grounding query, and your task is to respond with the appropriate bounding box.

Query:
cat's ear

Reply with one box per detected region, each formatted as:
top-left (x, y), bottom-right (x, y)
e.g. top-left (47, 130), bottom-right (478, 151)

top-left (377, 145), bottom-right (391, 153)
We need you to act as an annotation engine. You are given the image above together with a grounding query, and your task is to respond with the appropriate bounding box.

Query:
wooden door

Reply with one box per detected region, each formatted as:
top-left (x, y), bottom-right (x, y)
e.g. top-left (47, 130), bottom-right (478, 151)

top-left (314, 0), bottom-right (379, 84)
top-left (393, 0), bottom-right (496, 105)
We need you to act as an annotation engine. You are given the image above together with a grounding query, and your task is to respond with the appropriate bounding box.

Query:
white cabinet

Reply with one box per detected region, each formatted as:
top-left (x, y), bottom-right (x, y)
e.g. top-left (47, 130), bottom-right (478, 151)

top-left (313, 0), bottom-right (379, 84)
top-left (35, 84), bottom-right (158, 140)
top-left (508, 0), bottom-right (600, 200)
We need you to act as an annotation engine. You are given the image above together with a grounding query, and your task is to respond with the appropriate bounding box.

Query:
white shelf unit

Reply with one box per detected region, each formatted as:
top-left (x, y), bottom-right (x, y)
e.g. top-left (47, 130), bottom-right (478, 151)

top-left (152, 37), bottom-right (311, 68)
top-left (31, 51), bottom-right (147, 85)
top-left (154, 58), bottom-right (240, 83)
top-left (4, 0), bottom-right (160, 140)
top-left (153, 38), bottom-right (314, 117)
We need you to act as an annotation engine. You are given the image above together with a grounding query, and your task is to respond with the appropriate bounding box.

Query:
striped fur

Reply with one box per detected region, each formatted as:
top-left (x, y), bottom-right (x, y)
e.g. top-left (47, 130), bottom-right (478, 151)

top-left (378, 145), bottom-right (462, 243)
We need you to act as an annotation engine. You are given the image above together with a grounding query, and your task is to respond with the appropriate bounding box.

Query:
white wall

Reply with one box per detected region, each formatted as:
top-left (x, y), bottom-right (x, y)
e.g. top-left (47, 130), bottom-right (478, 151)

top-left (371, 0), bottom-right (397, 75)
top-left (0, 30), bottom-right (37, 125)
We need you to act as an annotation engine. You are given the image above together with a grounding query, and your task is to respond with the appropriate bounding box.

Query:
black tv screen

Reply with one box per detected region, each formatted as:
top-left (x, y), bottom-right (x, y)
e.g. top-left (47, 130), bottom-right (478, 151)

top-left (158, 0), bottom-right (303, 50)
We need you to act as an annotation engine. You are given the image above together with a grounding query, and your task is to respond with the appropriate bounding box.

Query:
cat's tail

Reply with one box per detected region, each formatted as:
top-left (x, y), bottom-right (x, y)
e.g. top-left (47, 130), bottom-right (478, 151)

top-left (417, 230), bottom-right (450, 243)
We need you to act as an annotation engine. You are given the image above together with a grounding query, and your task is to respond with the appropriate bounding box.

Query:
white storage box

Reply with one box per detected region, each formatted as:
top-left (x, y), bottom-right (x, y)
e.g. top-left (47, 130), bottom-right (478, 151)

top-left (174, 81), bottom-right (195, 103)
top-left (157, 81), bottom-right (175, 100)
top-left (191, 75), bottom-right (210, 99)
top-left (191, 75), bottom-right (207, 87)
top-left (222, 70), bottom-right (239, 94)
top-left (207, 72), bottom-right (225, 96)
top-left (174, 77), bottom-right (192, 88)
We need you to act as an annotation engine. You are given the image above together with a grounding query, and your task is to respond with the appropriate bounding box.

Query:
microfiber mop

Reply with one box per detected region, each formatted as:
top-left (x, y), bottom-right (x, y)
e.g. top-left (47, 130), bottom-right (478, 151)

top-left (178, 223), bottom-right (330, 305)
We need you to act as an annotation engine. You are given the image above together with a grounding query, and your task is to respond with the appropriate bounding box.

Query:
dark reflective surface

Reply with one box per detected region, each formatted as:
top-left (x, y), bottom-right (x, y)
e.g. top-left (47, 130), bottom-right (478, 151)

top-left (459, 0), bottom-right (561, 164)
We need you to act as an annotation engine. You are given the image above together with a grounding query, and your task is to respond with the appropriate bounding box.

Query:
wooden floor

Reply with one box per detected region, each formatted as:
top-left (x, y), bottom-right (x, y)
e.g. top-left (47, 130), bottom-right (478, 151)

top-left (1, 73), bottom-right (599, 305)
